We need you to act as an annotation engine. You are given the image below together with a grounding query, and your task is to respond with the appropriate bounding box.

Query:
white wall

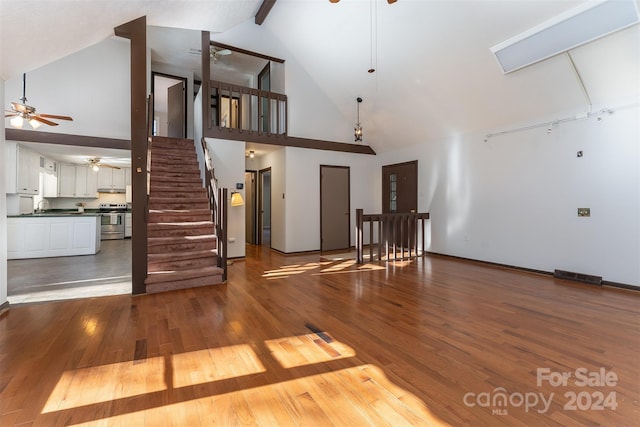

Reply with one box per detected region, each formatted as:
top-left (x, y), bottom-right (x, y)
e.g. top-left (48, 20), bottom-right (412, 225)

top-left (1, 80), bottom-right (8, 307)
top-left (254, 148), bottom-right (286, 252)
top-left (284, 147), bottom-right (378, 253)
top-left (378, 106), bottom-right (640, 287)
top-left (4, 37), bottom-right (130, 140)
top-left (205, 138), bottom-right (246, 258)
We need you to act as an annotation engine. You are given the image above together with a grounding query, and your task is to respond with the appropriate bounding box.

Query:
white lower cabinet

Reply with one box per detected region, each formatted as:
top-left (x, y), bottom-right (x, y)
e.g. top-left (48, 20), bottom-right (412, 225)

top-left (7, 215), bottom-right (101, 259)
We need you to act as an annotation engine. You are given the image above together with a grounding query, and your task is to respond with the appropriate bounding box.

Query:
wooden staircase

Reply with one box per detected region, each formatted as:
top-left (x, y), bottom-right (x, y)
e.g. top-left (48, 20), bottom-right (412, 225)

top-left (145, 136), bottom-right (225, 293)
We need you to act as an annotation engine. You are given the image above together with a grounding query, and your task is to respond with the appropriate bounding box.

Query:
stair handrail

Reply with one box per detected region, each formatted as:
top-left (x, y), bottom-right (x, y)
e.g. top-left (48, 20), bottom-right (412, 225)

top-left (200, 137), bottom-right (227, 278)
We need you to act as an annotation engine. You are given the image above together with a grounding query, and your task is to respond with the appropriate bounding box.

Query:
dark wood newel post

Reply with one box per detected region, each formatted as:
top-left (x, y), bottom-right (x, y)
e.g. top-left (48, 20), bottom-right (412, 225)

top-left (115, 16), bottom-right (147, 295)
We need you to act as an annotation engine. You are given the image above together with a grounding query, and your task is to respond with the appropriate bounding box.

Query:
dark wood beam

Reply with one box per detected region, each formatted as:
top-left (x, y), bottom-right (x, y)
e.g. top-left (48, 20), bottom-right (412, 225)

top-left (5, 129), bottom-right (130, 150)
top-left (255, 0), bottom-right (277, 25)
top-left (205, 127), bottom-right (376, 155)
top-left (115, 16), bottom-right (147, 295)
top-left (211, 41), bottom-right (284, 64)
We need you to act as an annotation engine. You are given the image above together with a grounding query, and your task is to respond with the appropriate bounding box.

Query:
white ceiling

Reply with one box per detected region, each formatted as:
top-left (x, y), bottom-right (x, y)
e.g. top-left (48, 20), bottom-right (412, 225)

top-left (2, 0), bottom-right (639, 155)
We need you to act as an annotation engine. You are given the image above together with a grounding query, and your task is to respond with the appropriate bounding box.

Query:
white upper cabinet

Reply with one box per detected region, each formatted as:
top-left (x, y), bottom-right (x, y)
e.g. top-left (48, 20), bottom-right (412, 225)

top-left (9, 144), bottom-right (40, 195)
top-left (58, 164), bottom-right (98, 198)
top-left (97, 167), bottom-right (126, 191)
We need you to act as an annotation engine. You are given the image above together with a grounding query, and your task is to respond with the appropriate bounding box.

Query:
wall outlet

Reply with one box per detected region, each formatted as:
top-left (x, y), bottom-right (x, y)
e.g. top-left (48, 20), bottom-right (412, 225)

top-left (578, 208), bottom-right (591, 217)
top-left (228, 237), bottom-right (236, 243)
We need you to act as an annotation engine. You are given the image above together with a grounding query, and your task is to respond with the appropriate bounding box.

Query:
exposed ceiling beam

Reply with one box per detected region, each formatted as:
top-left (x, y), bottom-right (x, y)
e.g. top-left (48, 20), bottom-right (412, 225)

top-left (255, 0), bottom-right (277, 25)
top-left (5, 129), bottom-right (130, 150)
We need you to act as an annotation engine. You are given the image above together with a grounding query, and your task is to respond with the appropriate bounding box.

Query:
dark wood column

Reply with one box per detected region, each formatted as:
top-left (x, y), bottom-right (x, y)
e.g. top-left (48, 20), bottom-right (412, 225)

top-left (201, 31), bottom-right (210, 133)
top-left (115, 16), bottom-right (147, 295)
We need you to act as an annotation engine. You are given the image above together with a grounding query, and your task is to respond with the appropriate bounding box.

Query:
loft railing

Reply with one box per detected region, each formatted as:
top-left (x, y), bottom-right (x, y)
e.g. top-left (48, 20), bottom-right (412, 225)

top-left (206, 80), bottom-right (287, 137)
top-left (355, 209), bottom-right (430, 264)
top-left (200, 137), bottom-right (228, 281)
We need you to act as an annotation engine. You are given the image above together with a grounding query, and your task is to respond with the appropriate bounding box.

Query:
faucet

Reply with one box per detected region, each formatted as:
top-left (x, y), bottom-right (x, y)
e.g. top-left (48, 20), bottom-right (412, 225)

top-left (36, 199), bottom-right (49, 213)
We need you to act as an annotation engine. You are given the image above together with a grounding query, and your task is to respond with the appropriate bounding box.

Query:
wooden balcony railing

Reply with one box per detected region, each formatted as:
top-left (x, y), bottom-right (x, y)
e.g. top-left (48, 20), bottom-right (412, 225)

top-left (355, 209), bottom-right (430, 264)
top-left (206, 80), bottom-right (287, 137)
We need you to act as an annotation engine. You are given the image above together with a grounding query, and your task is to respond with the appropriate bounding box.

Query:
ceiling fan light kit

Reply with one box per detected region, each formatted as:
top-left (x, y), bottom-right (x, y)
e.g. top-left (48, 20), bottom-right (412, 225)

top-left (4, 73), bottom-right (73, 129)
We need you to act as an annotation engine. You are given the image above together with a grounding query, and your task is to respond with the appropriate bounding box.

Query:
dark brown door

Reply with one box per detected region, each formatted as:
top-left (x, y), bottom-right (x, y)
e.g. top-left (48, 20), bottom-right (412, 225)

top-left (382, 161), bottom-right (418, 214)
top-left (382, 161), bottom-right (418, 248)
top-left (258, 168), bottom-right (271, 246)
top-left (245, 171), bottom-right (257, 244)
top-left (167, 81), bottom-right (185, 138)
top-left (321, 165), bottom-right (350, 251)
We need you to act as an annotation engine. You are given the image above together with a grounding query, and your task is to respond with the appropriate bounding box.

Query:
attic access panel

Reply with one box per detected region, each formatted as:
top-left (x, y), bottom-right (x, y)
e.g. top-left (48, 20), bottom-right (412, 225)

top-left (491, 0), bottom-right (640, 73)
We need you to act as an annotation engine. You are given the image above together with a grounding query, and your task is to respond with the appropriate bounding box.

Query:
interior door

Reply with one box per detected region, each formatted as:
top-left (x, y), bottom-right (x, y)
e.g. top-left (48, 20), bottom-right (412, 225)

top-left (382, 161), bottom-right (418, 248)
top-left (167, 81), bottom-right (185, 138)
top-left (245, 171), bottom-right (257, 244)
top-left (258, 168), bottom-right (272, 246)
top-left (321, 165), bottom-right (350, 252)
top-left (382, 161), bottom-right (418, 214)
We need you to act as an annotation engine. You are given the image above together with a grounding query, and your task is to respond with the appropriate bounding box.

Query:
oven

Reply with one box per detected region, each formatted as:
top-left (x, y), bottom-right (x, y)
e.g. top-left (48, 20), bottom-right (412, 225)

top-left (99, 203), bottom-right (127, 240)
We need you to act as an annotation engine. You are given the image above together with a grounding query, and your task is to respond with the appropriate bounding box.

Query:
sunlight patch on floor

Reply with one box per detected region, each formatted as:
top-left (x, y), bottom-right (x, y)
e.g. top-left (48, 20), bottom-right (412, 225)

top-left (172, 345), bottom-right (265, 388)
top-left (42, 356), bottom-right (166, 413)
top-left (65, 364), bottom-right (446, 427)
top-left (265, 333), bottom-right (356, 369)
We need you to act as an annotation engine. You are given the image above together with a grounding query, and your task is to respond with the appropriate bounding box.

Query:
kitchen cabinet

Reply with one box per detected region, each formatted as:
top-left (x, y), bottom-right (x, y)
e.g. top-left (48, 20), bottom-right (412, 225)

top-left (58, 164), bottom-right (98, 198)
top-left (58, 164), bottom-right (76, 197)
top-left (42, 158), bottom-right (59, 198)
top-left (97, 167), bottom-right (126, 191)
top-left (7, 215), bottom-right (101, 259)
top-left (75, 166), bottom-right (98, 198)
top-left (5, 143), bottom-right (39, 195)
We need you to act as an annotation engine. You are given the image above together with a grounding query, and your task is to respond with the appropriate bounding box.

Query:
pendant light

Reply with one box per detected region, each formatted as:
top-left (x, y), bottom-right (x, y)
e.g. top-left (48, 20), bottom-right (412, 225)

top-left (354, 97), bottom-right (363, 142)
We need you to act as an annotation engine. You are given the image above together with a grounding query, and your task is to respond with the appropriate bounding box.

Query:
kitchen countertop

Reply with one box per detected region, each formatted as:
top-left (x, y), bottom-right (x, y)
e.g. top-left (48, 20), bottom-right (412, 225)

top-left (8, 212), bottom-right (102, 218)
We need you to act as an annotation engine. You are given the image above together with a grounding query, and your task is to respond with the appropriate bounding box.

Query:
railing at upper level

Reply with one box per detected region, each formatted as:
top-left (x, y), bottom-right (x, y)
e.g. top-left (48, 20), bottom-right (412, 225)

top-left (355, 209), bottom-right (430, 264)
top-left (206, 79), bottom-right (287, 138)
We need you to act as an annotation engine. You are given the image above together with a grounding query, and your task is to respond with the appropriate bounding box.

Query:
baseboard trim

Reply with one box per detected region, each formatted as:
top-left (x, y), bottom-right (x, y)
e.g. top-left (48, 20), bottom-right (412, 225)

top-left (426, 251), bottom-right (552, 277)
top-left (0, 301), bottom-right (10, 316)
top-left (602, 281), bottom-right (640, 292)
top-left (425, 252), bottom-right (639, 291)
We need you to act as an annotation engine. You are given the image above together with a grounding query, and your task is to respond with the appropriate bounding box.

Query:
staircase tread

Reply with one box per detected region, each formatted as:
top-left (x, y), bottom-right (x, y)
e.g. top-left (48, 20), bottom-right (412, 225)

top-left (148, 249), bottom-right (217, 260)
top-left (145, 266), bottom-right (224, 284)
top-left (148, 221), bottom-right (213, 227)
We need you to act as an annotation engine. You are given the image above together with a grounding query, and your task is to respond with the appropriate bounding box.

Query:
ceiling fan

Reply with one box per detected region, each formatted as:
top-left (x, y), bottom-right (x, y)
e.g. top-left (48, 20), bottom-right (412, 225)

top-left (88, 158), bottom-right (121, 172)
top-left (4, 73), bottom-right (73, 129)
top-left (210, 46), bottom-right (232, 63)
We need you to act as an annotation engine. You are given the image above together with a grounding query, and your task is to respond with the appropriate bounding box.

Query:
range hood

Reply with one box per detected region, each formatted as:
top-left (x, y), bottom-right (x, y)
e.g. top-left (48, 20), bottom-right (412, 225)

top-left (98, 188), bottom-right (126, 194)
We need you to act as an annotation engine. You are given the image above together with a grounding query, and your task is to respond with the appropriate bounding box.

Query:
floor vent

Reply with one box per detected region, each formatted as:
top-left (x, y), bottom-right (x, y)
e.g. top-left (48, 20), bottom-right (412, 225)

top-left (554, 269), bottom-right (602, 286)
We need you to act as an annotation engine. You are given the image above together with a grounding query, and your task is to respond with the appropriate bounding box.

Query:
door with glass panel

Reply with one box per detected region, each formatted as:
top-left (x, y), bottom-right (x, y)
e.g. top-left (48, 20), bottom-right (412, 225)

top-left (382, 161), bottom-right (418, 248)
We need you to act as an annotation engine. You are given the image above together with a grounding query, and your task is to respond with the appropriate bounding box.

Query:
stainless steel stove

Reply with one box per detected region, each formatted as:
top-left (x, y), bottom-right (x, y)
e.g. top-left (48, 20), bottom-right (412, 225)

top-left (99, 203), bottom-right (128, 240)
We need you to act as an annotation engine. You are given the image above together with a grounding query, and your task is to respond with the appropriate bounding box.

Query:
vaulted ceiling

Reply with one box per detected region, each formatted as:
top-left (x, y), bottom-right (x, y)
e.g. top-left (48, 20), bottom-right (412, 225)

top-left (2, 0), bottom-right (639, 153)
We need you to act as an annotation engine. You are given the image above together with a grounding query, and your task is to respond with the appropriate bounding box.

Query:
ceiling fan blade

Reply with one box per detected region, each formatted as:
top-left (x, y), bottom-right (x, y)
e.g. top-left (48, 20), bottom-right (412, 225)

top-left (5, 113), bottom-right (18, 118)
top-left (104, 165), bottom-right (122, 170)
top-left (39, 113), bottom-right (73, 121)
top-left (31, 116), bottom-right (59, 126)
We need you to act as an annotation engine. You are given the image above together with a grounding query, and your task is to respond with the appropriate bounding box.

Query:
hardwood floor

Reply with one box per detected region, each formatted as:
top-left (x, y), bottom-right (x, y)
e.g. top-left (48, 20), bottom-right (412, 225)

top-left (1, 245), bottom-right (638, 426)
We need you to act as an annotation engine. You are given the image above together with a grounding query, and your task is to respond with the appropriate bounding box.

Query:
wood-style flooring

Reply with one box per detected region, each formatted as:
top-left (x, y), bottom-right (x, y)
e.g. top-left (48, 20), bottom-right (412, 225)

top-left (1, 245), bottom-right (638, 426)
